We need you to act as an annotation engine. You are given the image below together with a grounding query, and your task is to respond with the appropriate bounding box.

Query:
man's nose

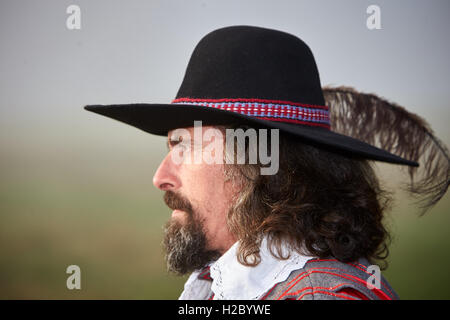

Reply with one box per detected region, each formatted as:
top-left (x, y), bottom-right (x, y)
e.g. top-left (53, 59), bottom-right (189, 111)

top-left (152, 154), bottom-right (181, 191)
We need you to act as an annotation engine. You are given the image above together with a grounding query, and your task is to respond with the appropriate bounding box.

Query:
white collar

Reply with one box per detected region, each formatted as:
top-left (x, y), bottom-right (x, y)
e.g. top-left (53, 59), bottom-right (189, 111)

top-left (179, 237), bottom-right (313, 300)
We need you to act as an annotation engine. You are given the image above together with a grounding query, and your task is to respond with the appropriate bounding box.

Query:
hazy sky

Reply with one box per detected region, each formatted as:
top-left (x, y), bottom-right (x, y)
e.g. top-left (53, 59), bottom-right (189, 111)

top-left (1, 0), bottom-right (449, 153)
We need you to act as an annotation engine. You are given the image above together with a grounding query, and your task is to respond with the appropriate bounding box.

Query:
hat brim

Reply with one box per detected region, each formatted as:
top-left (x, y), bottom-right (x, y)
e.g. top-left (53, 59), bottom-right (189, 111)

top-left (84, 103), bottom-right (419, 167)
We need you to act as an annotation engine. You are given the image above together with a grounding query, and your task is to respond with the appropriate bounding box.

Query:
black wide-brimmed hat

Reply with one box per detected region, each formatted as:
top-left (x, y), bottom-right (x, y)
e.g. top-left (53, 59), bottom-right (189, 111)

top-left (85, 25), bottom-right (419, 166)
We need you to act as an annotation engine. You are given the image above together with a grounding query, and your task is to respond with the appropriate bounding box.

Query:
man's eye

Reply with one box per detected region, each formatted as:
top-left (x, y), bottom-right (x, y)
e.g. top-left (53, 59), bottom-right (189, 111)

top-left (168, 136), bottom-right (182, 150)
top-left (169, 139), bottom-right (191, 151)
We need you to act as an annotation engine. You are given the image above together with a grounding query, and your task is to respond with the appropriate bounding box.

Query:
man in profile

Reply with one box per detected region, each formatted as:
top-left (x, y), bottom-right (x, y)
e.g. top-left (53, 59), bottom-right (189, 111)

top-left (85, 26), bottom-right (449, 300)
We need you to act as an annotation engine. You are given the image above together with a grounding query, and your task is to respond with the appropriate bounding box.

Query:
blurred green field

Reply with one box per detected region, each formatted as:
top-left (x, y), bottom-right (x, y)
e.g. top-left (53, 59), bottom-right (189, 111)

top-left (0, 129), bottom-right (449, 299)
top-left (0, 130), bottom-right (188, 299)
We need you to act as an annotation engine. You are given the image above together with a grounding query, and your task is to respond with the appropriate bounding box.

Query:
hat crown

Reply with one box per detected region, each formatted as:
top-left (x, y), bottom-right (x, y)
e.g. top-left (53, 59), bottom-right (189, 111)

top-left (85, 25), bottom-right (420, 168)
top-left (176, 25), bottom-right (325, 106)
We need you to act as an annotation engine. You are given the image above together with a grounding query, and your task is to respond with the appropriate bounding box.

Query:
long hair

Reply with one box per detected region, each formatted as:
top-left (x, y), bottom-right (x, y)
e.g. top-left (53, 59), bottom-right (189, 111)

top-left (220, 86), bottom-right (449, 269)
top-left (223, 127), bottom-right (393, 269)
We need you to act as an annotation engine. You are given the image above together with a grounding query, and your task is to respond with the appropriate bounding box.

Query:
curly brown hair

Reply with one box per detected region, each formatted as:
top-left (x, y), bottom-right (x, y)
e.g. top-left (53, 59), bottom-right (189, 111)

top-left (222, 124), bottom-right (393, 270)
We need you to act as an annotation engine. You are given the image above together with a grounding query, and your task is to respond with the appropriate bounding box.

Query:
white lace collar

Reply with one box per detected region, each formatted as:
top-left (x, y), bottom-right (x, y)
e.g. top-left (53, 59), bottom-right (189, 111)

top-left (179, 237), bottom-right (313, 300)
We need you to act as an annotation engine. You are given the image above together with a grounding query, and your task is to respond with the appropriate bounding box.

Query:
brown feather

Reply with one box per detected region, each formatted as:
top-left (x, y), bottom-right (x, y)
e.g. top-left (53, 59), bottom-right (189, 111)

top-left (323, 86), bottom-right (450, 215)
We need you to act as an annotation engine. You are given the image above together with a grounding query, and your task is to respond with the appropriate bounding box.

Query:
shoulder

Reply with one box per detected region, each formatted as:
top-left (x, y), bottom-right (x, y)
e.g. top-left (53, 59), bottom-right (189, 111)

top-left (262, 257), bottom-right (399, 300)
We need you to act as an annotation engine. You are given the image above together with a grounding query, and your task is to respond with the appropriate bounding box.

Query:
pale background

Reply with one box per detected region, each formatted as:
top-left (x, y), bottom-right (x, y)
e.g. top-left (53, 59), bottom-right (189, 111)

top-left (0, 0), bottom-right (449, 299)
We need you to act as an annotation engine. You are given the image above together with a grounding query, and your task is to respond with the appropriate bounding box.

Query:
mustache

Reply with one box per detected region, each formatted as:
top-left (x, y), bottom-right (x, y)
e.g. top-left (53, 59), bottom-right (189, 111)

top-left (163, 191), bottom-right (194, 214)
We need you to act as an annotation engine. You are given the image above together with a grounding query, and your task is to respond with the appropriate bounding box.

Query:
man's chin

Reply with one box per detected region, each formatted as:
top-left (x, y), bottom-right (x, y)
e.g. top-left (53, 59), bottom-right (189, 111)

top-left (163, 218), bottom-right (221, 275)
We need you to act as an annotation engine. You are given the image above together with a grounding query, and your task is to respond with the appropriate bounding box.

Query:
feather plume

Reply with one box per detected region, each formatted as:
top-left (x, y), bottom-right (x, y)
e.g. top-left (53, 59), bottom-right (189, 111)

top-left (323, 86), bottom-right (450, 215)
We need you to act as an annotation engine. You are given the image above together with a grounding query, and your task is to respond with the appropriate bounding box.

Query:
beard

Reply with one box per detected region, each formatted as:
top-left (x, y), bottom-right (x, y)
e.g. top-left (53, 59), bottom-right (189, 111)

top-left (162, 191), bottom-right (221, 275)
